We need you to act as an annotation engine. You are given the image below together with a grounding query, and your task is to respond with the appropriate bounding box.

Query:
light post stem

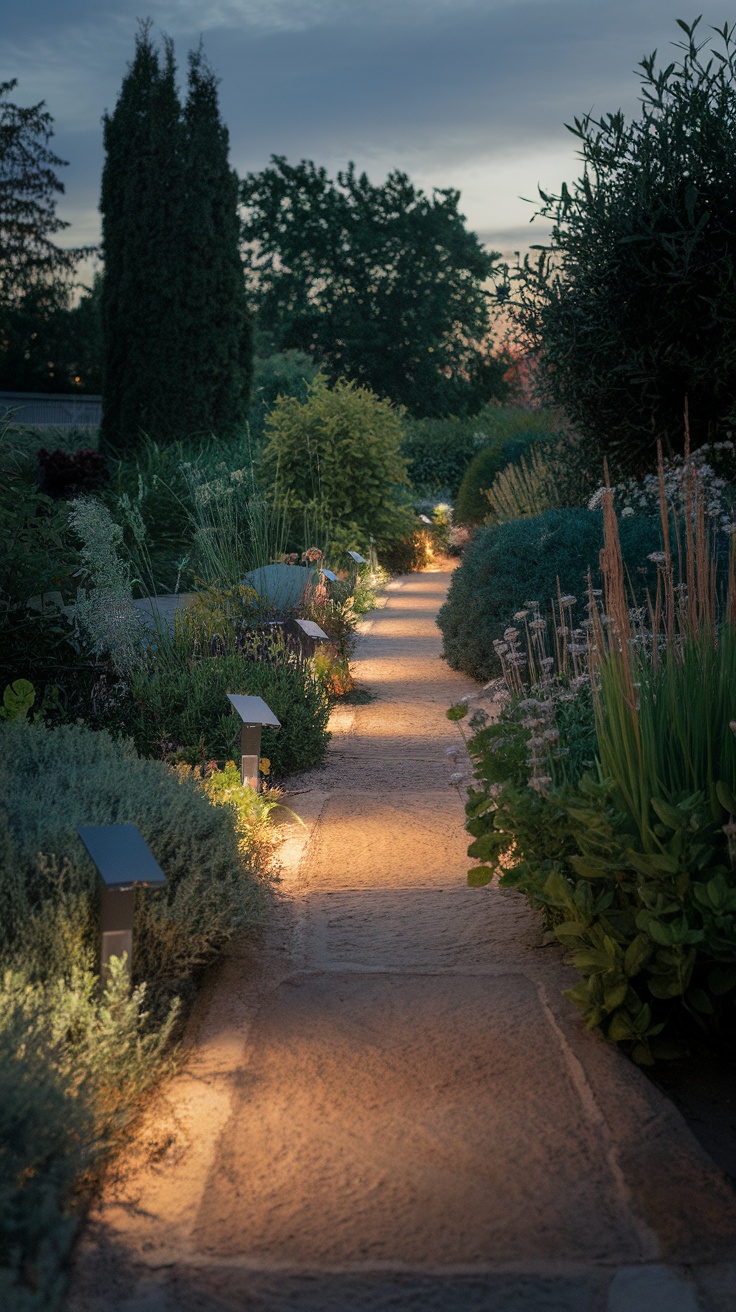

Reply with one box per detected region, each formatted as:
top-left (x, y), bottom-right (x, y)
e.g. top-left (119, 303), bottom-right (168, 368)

top-left (241, 723), bottom-right (262, 790)
top-left (99, 886), bottom-right (134, 985)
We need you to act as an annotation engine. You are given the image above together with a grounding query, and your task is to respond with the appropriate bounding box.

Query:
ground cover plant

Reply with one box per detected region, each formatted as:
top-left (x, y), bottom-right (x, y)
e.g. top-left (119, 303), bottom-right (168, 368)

top-left (452, 447), bottom-right (736, 1064)
top-left (0, 712), bottom-right (274, 1308)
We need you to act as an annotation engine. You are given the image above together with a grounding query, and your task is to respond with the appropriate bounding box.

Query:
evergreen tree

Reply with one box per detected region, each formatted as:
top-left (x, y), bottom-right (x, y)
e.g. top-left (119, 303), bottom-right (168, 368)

top-left (0, 79), bottom-right (87, 391)
top-left (180, 49), bottom-right (251, 435)
top-left (100, 27), bottom-right (184, 449)
top-left (100, 27), bottom-right (250, 451)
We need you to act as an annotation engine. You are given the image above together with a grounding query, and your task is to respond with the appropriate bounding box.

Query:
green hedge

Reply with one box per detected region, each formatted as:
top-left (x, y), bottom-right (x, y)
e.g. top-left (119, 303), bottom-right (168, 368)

top-left (130, 654), bottom-right (331, 777)
top-left (438, 509), bottom-right (662, 681)
top-left (453, 432), bottom-right (542, 525)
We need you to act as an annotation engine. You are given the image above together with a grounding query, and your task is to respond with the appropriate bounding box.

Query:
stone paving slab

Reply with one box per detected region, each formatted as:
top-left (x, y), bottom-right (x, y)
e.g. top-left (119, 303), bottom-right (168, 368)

top-left (193, 972), bottom-right (642, 1266)
top-left (304, 886), bottom-right (541, 972)
top-left (300, 791), bottom-right (470, 889)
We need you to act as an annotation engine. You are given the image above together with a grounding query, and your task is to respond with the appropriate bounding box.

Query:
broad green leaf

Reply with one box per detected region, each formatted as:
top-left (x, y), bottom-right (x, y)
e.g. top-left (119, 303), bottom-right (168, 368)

top-left (467, 866), bottom-right (494, 887)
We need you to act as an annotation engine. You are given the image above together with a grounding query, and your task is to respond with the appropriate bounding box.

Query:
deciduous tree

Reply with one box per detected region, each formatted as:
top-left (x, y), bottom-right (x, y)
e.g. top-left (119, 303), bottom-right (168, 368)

top-left (241, 159), bottom-right (506, 418)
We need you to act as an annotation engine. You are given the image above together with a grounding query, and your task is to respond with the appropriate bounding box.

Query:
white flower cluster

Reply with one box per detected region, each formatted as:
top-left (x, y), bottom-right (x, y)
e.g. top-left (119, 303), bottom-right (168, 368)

top-left (588, 442), bottom-right (736, 534)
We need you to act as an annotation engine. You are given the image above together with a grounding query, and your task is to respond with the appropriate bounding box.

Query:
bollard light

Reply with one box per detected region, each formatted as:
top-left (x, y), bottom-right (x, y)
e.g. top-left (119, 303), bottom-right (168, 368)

top-left (78, 824), bottom-right (167, 985)
top-left (291, 617), bottom-right (329, 660)
top-left (227, 693), bottom-right (281, 791)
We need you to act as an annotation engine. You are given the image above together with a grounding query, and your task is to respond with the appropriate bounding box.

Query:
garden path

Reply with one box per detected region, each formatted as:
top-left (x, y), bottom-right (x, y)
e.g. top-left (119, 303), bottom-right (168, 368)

top-left (68, 571), bottom-right (736, 1312)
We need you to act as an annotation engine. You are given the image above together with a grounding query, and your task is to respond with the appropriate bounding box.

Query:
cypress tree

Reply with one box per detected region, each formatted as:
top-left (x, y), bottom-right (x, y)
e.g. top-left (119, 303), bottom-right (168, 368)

top-left (100, 27), bottom-right (251, 452)
top-left (100, 26), bottom-right (184, 451)
top-left (180, 48), bottom-right (251, 435)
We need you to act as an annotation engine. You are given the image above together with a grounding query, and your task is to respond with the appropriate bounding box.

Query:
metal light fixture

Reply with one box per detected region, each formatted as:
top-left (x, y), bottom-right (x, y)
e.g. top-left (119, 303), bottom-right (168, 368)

top-left (227, 692), bottom-right (281, 790)
top-left (78, 824), bottom-right (167, 984)
top-left (291, 617), bottom-right (329, 659)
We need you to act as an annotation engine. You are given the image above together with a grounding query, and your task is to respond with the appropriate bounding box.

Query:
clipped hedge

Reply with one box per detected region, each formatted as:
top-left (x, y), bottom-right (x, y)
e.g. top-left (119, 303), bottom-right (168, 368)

top-left (438, 509), bottom-right (662, 681)
top-left (453, 431), bottom-right (543, 525)
top-left (130, 654), bottom-right (331, 777)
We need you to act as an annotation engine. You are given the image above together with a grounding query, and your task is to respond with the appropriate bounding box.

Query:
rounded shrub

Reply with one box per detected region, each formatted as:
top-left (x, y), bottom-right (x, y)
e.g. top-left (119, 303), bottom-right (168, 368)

top-left (438, 508), bottom-right (662, 681)
top-left (130, 654), bottom-right (331, 777)
top-left (0, 720), bottom-right (268, 996)
top-left (453, 430), bottom-right (542, 525)
top-left (259, 376), bottom-right (412, 549)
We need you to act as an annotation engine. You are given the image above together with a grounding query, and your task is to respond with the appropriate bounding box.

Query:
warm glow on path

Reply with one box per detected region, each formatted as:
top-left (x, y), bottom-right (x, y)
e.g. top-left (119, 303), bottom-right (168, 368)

top-left (67, 570), bottom-right (736, 1312)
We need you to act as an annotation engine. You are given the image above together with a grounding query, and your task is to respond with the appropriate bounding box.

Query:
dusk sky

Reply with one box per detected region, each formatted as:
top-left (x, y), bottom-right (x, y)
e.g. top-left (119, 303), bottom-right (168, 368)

top-left (3, 1), bottom-right (734, 280)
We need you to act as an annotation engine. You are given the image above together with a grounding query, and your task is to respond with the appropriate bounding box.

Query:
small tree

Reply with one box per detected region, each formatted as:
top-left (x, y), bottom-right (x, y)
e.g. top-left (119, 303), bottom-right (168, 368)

top-left (504, 17), bottom-right (736, 474)
top-left (260, 377), bottom-right (411, 548)
top-left (242, 159), bottom-right (506, 418)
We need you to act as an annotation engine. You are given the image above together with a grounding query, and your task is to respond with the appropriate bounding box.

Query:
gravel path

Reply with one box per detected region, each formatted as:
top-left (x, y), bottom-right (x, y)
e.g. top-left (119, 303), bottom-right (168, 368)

top-left (68, 571), bottom-right (736, 1311)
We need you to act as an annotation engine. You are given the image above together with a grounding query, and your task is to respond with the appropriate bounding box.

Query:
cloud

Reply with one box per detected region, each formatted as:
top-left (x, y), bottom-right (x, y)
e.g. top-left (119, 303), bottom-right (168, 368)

top-left (4, 0), bottom-right (734, 257)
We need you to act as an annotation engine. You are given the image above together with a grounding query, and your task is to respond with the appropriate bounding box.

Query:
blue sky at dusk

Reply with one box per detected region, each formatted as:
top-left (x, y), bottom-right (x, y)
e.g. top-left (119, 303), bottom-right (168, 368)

top-left (3, 1), bottom-right (733, 275)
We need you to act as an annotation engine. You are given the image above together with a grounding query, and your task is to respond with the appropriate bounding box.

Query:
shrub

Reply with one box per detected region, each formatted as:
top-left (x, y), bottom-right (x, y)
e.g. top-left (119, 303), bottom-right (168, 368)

top-left (36, 448), bottom-right (109, 499)
top-left (0, 721), bottom-right (268, 998)
top-left (259, 376), bottom-right (413, 549)
top-left (130, 652), bottom-right (331, 777)
top-left (402, 406), bottom-right (559, 499)
top-left (0, 961), bottom-right (177, 1312)
top-left (438, 508), bottom-right (662, 681)
top-left (453, 430), bottom-right (542, 525)
top-left (504, 19), bottom-right (736, 471)
top-left (484, 435), bottom-right (596, 525)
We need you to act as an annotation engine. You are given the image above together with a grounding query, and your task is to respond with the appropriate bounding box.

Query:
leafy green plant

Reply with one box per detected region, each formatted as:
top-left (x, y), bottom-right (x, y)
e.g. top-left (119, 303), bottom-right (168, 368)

top-left (260, 376), bottom-right (413, 550)
top-left (503, 17), bottom-right (736, 471)
top-left (130, 651), bottom-right (331, 777)
top-left (0, 679), bottom-right (35, 721)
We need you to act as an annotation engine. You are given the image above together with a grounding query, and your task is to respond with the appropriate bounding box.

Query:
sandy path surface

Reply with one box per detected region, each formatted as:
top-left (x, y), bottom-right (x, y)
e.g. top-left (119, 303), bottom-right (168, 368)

top-left (68, 571), bottom-right (736, 1311)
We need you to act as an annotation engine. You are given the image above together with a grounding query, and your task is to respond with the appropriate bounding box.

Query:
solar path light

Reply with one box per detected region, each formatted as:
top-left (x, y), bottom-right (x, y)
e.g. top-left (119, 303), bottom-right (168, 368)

top-left (347, 550), bottom-right (366, 565)
top-left (291, 617), bottom-right (329, 660)
top-left (419, 514), bottom-right (432, 525)
top-left (77, 824), bottom-right (167, 985)
top-left (321, 567), bottom-right (338, 583)
top-left (227, 693), bottom-right (281, 791)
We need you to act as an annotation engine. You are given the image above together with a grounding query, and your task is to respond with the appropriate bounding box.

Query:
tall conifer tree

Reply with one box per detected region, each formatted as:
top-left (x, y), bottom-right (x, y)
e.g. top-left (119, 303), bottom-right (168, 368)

top-left (100, 26), bottom-right (250, 451)
top-left (180, 49), bottom-right (251, 435)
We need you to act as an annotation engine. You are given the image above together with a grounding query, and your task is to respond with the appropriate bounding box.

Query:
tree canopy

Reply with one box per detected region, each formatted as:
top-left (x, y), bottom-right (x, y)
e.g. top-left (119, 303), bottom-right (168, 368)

top-left (503, 17), bottom-right (736, 474)
top-left (241, 159), bottom-right (506, 418)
